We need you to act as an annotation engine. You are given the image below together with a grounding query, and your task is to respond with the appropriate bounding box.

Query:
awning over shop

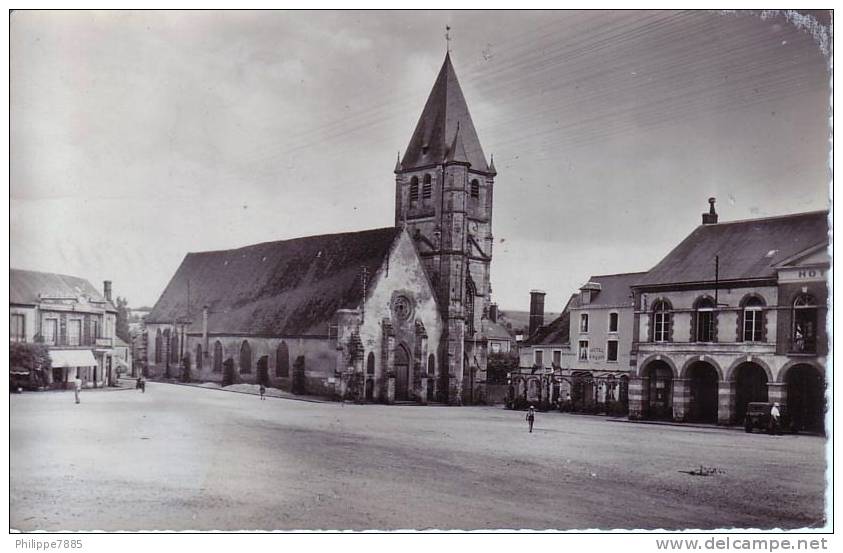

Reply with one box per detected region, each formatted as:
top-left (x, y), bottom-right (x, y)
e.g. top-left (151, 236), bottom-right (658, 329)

top-left (49, 349), bottom-right (97, 368)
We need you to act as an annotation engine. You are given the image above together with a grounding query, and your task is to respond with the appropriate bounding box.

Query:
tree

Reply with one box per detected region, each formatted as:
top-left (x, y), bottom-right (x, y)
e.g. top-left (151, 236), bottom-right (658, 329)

top-left (115, 296), bottom-right (131, 343)
top-left (487, 351), bottom-right (519, 385)
top-left (10, 342), bottom-right (51, 387)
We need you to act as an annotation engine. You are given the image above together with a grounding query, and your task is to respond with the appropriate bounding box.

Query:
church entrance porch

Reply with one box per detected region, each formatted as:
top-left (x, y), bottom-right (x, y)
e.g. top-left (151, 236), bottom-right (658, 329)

top-left (394, 345), bottom-right (410, 401)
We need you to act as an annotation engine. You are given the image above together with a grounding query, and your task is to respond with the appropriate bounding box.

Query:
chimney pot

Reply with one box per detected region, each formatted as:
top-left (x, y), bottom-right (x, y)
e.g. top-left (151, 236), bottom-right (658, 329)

top-left (702, 197), bottom-right (719, 224)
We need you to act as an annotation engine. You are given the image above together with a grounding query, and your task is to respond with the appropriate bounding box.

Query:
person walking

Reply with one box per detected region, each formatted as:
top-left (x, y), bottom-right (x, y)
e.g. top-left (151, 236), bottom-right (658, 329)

top-left (259, 383), bottom-right (266, 401)
top-left (74, 373), bottom-right (82, 404)
top-left (526, 405), bottom-right (536, 433)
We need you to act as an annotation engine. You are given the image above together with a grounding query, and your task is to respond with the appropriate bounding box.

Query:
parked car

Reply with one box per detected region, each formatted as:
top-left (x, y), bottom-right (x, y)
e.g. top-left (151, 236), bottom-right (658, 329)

top-left (744, 402), bottom-right (793, 434)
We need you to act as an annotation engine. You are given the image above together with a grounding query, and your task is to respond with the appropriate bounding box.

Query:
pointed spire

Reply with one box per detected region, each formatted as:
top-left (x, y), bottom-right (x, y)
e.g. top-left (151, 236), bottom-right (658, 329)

top-left (445, 121), bottom-right (470, 165)
top-left (394, 151), bottom-right (402, 173)
top-left (401, 53), bottom-right (490, 173)
top-left (488, 154), bottom-right (497, 175)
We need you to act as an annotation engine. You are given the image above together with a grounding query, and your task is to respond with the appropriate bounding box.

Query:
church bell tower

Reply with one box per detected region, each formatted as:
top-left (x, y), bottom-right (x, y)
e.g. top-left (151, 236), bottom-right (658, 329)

top-left (394, 52), bottom-right (496, 405)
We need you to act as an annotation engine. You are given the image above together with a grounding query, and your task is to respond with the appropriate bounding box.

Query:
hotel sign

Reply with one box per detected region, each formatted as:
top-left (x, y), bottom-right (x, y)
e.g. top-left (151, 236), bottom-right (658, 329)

top-left (778, 267), bottom-right (827, 284)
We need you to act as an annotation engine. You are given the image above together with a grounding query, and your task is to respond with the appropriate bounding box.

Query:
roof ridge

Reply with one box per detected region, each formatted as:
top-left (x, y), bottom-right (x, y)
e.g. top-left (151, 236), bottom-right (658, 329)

top-left (186, 226), bottom-right (400, 256)
top-left (697, 209), bottom-right (829, 227)
top-left (10, 268), bottom-right (92, 281)
top-left (587, 270), bottom-right (650, 279)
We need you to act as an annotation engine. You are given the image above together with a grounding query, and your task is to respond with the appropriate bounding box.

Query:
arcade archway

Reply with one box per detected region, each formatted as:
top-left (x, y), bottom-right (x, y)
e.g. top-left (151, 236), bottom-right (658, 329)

top-left (686, 361), bottom-right (718, 423)
top-left (786, 364), bottom-right (825, 433)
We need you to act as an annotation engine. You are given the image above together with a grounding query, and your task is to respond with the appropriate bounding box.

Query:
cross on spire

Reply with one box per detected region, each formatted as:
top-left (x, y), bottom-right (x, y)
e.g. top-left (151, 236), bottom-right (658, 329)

top-left (445, 25), bottom-right (451, 52)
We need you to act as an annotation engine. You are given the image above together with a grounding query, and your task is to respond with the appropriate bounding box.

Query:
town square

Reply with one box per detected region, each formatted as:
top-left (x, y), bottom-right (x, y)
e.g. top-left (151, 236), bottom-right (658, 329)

top-left (9, 10), bottom-right (832, 536)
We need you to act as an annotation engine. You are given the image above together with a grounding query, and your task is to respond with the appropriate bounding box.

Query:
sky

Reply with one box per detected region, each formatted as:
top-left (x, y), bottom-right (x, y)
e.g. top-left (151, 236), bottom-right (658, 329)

top-left (10, 10), bottom-right (832, 312)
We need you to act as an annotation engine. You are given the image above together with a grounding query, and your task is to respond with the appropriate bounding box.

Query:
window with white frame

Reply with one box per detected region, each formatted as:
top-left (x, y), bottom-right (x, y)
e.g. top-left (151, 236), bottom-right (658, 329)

top-left (10, 314), bottom-right (25, 342)
top-left (578, 340), bottom-right (589, 361)
top-left (552, 350), bottom-right (562, 367)
top-left (534, 350), bottom-right (544, 367)
top-left (652, 300), bottom-right (671, 342)
top-left (609, 312), bottom-right (619, 333)
top-left (580, 313), bottom-right (589, 333)
top-left (43, 318), bottom-right (58, 345)
top-left (68, 320), bottom-right (82, 346)
top-left (743, 297), bottom-right (764, 342)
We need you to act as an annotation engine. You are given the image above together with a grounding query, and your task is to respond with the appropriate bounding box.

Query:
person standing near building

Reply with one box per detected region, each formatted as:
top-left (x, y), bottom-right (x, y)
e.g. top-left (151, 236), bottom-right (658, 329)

top-left (74, 372), bottom-right (82, 404)
top-left (770, 402), bottom-right (782, 435)
top-left (526, 405), bottom-right (536, 433)
top-left (259, 383), bottom-right (266, 400)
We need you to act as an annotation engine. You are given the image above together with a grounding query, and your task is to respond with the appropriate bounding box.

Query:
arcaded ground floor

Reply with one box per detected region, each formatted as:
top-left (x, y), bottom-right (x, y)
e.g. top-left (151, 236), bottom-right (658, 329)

top-left (10, 380), bottom-right (827, 531)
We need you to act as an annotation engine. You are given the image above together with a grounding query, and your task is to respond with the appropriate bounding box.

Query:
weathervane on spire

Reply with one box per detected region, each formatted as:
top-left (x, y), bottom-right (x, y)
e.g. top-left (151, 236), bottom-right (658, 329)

top-left (445, 25), bottom-right (451, 52)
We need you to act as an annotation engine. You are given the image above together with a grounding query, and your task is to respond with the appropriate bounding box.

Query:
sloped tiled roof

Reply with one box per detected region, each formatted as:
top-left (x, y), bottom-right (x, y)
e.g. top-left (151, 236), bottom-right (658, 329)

top-left (401, 53), bottom-right (490, 173)
top-left (10, 269), bottom-right (114, 310)
top-left (147, 227), bottom-right (403, 336)
top-left (637, 210), bottom-right (829, 287)
top-left (569, 272), bottom-right (646, 309)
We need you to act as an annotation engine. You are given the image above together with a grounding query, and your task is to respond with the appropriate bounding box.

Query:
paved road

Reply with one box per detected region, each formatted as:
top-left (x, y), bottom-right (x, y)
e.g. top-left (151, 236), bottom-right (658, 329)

top-left (10, 382), bottom-right (827, 531)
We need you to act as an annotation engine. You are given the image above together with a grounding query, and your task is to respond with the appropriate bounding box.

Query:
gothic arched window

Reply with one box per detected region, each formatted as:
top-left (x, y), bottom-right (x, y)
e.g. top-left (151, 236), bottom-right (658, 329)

top-left (195, 344), bottom-right (203, 371)
top-left (366, 352), bottom-right (375, 375)
top-left (422, 174), bottom-right (432, 199)
top-left (213, 341), bottom-right (223, 373)
top-left (154, 329), bottom-right (162, 364)
top-left (409, 176), bottom-right (419, 202)
top-left (652, 299), bottom-right (672, 342)
top-left (239, 340), bottom-right (252, 374)
top-left (792, 294), bottom-right (818, 353)
top-left (276, 341), bottom-right (290, 377)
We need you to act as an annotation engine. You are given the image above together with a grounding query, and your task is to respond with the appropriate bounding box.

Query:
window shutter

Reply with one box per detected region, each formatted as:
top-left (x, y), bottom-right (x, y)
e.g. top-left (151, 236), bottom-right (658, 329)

top-left (736, 309), bottom-right (743, 342)
top-left (668, 312), bottom-right (674, 342)
top-left (689, 311), bottom-right (697, 342)
top-left (760, 310), bottom-right (768, 342)
top-left (83, 314), bottom-right (91, 345)
top-left (712, 312), bottom-right (718, 342)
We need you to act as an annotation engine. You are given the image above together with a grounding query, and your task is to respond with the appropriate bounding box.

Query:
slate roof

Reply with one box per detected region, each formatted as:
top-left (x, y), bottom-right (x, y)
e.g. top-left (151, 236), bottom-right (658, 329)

top-left (401, 53), bottom-right (490, 173)
top-left (147, 227), bottom-right (403, 336)
top-left (637, 210), bottom-right (829, 287)
top-left (569, 272), bottom-right (646, 309)
top-left (485, 320), bottom-right (514, 341)
top-left (10, 269), bottom-right (115, 310)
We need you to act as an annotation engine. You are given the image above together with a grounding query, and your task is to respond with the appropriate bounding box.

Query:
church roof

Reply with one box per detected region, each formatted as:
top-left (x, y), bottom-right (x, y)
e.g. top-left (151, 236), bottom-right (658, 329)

top-left (401, 53), bottom-right (490, 173)
top-left (10, 268), bottom-right (115, 311)
top-left (147, 227), bottom-right (403, 336)
top-left (636, 210), bottom-right (829, 288)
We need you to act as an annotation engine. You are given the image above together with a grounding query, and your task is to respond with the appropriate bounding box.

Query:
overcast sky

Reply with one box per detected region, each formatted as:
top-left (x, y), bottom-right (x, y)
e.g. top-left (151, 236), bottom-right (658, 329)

top-left (11, 10), bottom-right (831, 312)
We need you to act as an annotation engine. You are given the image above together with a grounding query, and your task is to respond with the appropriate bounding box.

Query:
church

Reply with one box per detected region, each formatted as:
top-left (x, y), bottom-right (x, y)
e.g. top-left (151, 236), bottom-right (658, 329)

top-left (144, 52), bottom-right (497, 405)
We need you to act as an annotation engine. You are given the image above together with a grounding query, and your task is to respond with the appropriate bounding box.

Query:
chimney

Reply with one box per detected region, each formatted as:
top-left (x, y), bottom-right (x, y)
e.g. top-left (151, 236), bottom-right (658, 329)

top-left (528, 290), bottom-right (546, 337)
top-left (103, 280), bottom-right (112, 302)
top-left (489, 303), bottom-right (499, 323)
top-left (702, 197), bottom-right (718, 224)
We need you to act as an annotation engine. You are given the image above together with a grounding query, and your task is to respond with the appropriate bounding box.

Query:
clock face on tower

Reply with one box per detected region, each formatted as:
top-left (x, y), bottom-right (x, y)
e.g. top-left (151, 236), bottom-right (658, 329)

top-left (392, 295), bottom-right (413, 321)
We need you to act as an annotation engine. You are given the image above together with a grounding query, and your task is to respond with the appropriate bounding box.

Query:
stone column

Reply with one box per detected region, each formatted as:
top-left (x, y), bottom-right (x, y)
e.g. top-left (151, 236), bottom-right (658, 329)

top-left (448, 373), bottom-right (460, 405)
top-left (672, 378), bottom-right (690, 422)
top-left (718, 380), bottom-right (736, 425)
top-left (628, 377), bottom-right (647, 419)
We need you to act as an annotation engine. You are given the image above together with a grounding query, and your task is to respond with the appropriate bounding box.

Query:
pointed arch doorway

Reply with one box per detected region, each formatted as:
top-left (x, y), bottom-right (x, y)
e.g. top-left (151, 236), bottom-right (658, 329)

top-left (394, 344), bottom-right (410, 401)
